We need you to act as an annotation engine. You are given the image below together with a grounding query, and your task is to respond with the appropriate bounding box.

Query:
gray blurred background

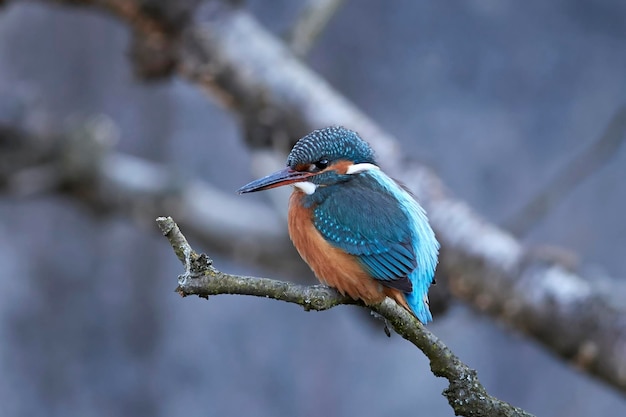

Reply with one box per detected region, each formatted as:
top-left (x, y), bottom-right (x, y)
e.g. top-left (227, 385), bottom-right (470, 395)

top-left (0, 1), bottom-right (625, 416)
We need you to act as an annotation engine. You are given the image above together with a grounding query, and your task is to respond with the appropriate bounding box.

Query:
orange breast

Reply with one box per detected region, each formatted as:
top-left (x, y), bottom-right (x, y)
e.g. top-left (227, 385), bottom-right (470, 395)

top-left (288, 190), bottom-right (411, 311)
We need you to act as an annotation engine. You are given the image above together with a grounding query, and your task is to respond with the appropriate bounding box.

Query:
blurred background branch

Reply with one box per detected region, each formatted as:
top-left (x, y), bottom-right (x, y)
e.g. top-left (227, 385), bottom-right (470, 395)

top-left (0, 105), bottom-right (299, 270)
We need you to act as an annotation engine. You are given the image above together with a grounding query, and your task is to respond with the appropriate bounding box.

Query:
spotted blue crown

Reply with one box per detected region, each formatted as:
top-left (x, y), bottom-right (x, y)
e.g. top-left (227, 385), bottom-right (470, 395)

top-left (288, 127), bottom-right (376, 168)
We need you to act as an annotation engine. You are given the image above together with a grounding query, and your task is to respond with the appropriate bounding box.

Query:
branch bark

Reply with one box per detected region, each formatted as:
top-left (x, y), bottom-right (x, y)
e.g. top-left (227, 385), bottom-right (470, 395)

top-left (157, 216), bottom-right (535, 417)
top-left (16, 0), bottom-right (626, 393)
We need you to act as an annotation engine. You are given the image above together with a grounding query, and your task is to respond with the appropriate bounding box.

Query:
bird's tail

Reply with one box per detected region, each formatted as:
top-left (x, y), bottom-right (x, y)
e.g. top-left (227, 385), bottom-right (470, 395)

top-left (404, 290), bottom-right (433, 324)
top-left (384, 288), bottom-right (432, 324)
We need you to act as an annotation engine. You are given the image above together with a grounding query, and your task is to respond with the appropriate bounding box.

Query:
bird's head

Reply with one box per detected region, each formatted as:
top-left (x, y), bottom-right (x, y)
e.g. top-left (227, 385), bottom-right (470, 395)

top-left (237, 127), bottom-right (379, 195)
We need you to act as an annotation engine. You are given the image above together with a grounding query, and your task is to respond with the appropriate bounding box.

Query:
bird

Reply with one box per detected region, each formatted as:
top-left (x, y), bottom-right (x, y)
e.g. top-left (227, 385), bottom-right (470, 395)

top-left (237, 127), bottom-right (439, 323)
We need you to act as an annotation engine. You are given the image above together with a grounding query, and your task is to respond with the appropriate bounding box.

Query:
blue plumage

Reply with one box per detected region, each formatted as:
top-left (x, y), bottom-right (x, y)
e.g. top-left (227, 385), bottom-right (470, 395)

top-left (308, 167), bottom-right (439, 323)
top-left (310, 174), bottom-right (417, 290)
top-left (288, 127), bottom-right (375, 168)
top-left (365, 169), bottom-right (439, 323)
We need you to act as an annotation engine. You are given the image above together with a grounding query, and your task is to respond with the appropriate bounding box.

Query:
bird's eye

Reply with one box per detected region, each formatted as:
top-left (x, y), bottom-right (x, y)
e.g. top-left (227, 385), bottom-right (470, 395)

top-left (314, 159), bottom-right (329, 170)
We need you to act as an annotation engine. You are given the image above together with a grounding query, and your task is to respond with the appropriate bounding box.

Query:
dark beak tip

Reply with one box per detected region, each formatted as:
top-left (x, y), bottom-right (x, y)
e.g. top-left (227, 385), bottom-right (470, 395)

top-left (237, 181), bottom-right (266, 194)
top-left (237, 167), bottom-right (307, 195)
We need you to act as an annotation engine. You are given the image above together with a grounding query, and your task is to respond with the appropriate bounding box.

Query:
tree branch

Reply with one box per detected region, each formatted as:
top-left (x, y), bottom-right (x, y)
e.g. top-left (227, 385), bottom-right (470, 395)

top-left (157, 216), bottom-right (535, 417)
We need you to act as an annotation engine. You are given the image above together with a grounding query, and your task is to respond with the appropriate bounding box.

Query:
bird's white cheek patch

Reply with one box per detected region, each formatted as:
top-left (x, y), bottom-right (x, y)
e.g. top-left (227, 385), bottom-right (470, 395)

top-left (293, 181), bottom-right (317, 195)
top-left (346, 163), bottom-right (380, 175)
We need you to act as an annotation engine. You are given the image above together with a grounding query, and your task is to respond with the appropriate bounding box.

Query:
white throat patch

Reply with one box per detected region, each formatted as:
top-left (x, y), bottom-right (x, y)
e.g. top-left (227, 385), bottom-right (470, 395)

top-left (293, 181), bottom-right (317, 195)
top-left (346, 163), bottom-right (380, 175)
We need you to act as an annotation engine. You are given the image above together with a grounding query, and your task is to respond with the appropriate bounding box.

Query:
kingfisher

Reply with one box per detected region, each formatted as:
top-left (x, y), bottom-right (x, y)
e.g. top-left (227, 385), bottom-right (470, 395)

top-left (237, 127), bottom-right (439, 323)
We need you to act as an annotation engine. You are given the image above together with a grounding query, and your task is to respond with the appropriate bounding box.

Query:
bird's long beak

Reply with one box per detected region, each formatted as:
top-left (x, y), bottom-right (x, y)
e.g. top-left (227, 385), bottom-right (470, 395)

top-left (237, 167), bottom-right (314, 194)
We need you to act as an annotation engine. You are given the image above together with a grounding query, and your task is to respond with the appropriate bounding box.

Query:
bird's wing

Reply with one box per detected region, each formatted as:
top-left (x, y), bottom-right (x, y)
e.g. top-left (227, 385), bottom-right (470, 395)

top-left (312, 179), bottom-right (417, 292)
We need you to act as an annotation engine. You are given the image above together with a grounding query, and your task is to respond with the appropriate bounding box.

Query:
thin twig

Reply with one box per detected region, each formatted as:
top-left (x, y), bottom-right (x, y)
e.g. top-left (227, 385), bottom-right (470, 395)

top-left (505, 105), bottom-right (626, 236)
top-left (157, 216), bottom-right (534, 417)
top-left (285, 0), bottom-right (346, 57)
